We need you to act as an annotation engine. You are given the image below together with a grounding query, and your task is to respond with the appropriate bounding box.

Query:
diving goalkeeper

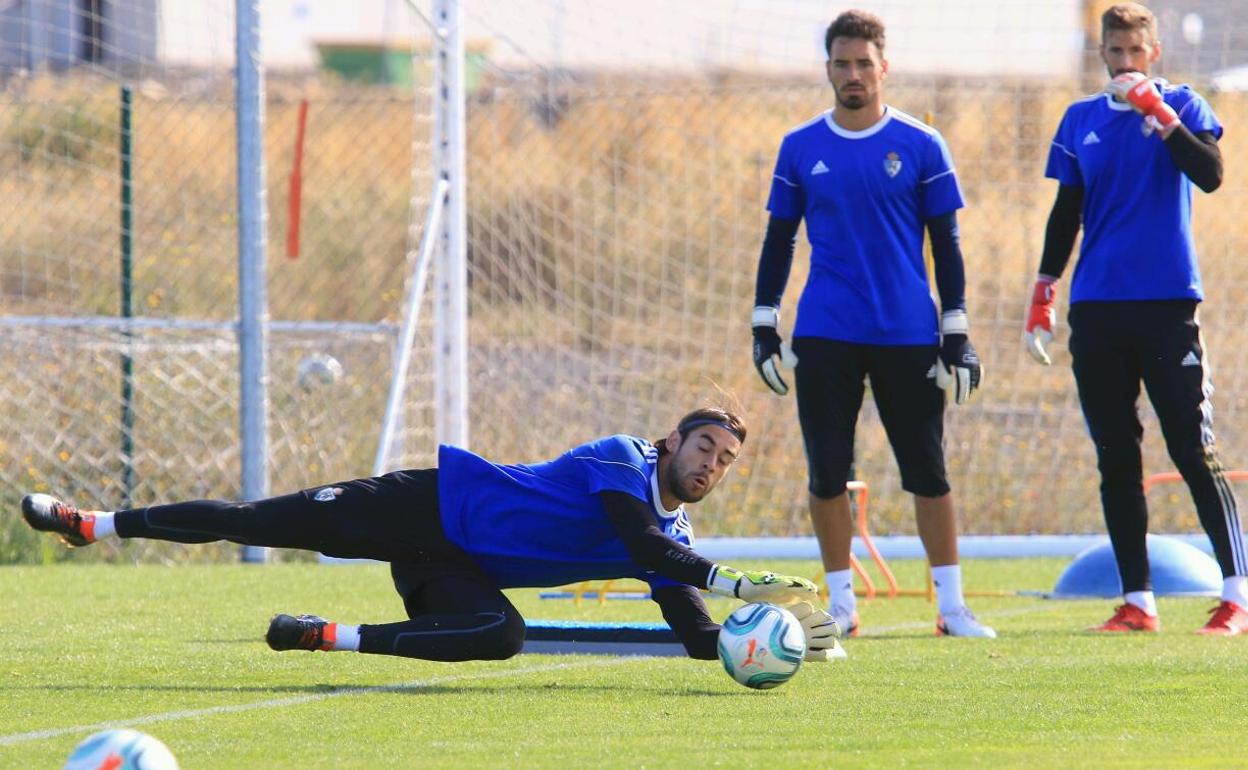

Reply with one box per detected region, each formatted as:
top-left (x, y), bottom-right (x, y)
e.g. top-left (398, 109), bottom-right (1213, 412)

top-left (19, 407), bottom-right (842, 662)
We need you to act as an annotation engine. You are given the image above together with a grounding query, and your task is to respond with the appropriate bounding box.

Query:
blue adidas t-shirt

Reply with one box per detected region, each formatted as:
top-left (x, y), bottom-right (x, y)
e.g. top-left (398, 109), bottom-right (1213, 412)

top-left (767, 106), bottom-right (965, 345)
top-left (436, 435), bottom-right (694, 589)
top-left (1045, 83), bottom-right (1222, 303)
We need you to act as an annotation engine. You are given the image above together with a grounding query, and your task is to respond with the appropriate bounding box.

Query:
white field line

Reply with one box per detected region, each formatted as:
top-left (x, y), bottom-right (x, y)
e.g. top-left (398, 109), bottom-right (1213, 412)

top-left (857, 601), bottom-right (1068, 636)
top-left (0, 603), bottom-right (1072, 748)
top-left (0, 657), bottom-right (629, 748)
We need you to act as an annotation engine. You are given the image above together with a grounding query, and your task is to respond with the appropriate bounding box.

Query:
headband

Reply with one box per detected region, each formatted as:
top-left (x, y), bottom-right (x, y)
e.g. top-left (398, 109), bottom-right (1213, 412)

top-left (678, 417), bottom-right (744, 442)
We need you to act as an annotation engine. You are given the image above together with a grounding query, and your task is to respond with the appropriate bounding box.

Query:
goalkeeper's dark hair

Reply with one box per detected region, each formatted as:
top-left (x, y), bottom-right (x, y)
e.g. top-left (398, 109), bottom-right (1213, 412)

top-left (1101, 3), bottom-right (1157, 41)
top-left (656, 407), bottom-right (747, 455)
top-left (824, 9), bottom-right (886, 57)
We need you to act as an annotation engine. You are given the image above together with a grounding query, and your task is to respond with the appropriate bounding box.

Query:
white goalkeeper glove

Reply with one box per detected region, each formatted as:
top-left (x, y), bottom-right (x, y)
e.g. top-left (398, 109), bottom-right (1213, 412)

top-left (788, 601), bottom-right (847, 661)
top-left (707, 565), bottom-right (819, 605)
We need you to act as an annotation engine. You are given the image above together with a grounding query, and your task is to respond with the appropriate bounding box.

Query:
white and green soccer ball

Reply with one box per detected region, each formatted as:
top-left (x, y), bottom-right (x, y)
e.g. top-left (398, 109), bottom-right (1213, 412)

top-left (64, 728), bottom-right (180, 770)
top-left (717, 602), bottom-right (806, 690)
top-left (296, 352), bottom-right (344, 390)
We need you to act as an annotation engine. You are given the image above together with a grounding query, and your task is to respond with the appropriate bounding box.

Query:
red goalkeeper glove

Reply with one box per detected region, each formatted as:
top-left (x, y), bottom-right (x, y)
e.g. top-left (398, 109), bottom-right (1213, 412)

top-left (1023, 275), bottom-right (1057, 365)
top-left (1107, 73), bottom-right (1179, 137)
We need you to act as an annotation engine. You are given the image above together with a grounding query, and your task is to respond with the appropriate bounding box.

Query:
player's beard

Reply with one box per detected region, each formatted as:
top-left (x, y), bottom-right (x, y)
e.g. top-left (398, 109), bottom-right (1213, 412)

top-left (835, 82), bottom-right (867, 110)
top-left (667, 463), bottom-right (711, 504)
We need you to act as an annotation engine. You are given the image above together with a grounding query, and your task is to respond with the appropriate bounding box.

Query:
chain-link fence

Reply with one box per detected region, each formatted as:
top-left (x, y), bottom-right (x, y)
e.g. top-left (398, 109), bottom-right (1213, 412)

top-left (0, 2), bottom-right (437, 563)
top-left (455, 0), bottom-right (1248, 540)
top-left (3, 1), bottom-right (1248, 563)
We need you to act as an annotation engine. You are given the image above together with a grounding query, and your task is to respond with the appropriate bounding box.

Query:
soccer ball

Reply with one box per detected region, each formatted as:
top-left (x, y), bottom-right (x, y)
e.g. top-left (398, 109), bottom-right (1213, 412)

top-left (64, 729), bottom-right (180, 770)
top-left (717, 602), bottom-right (806, 690)
top-left (296, 352), bottom-right (344, 390)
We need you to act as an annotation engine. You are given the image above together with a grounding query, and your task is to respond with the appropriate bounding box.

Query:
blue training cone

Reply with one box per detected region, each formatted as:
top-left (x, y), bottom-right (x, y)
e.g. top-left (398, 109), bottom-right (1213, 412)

top-left (1052, 534), bottom-right (1222, 598)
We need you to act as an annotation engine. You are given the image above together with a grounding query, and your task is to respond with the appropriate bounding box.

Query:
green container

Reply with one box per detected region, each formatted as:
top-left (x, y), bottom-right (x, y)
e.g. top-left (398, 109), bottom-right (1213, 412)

top-left (316, 41), bottom-right (487, 92)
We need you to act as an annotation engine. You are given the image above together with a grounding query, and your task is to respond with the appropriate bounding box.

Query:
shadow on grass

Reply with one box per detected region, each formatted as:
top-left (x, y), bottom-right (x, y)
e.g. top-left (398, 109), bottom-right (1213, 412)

top-left (2, 681), bottom-right (735, 697)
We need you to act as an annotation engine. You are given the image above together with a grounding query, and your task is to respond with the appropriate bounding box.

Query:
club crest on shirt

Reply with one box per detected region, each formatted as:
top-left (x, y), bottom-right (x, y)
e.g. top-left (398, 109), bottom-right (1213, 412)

top-left (883, 151), bottom-right (902, 178)
top-left (313, 487), bottom-right (344, 502)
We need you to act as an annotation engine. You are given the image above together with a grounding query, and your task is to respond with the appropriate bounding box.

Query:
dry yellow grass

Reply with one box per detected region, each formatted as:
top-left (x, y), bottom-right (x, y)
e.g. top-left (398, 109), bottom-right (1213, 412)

top-left (3, 71), bottom-right (1247, 562)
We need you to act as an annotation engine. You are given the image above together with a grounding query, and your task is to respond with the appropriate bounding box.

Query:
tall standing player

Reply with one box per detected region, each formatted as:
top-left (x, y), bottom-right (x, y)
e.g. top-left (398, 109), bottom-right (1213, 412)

top-left (751, 10), bottom-right (994, 638)
top-left (1024, 3), bottom-right (1246, 634)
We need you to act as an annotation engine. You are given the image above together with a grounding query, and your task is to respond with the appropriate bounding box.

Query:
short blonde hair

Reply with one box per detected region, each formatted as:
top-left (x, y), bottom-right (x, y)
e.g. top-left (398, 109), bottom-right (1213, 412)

top-left (1102, 3), bottom-right (1157, 41)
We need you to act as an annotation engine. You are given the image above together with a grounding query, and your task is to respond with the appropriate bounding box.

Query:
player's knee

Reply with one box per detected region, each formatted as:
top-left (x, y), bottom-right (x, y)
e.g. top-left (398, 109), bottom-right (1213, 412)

top-left (808, 477), bottom-right (847, 499)
top-left (898, 464), bottom-right (949, 498)
top-left (1167, 442), bottom-right (1220, 481)
top-left (808, 465), bottom-right (851, 499)
top-left (478, 611), bottom-right (526, 660)
top-left (1096, 444), bottom-right (1143, 487)
top-left (904, 479), bottom-right (951, 498)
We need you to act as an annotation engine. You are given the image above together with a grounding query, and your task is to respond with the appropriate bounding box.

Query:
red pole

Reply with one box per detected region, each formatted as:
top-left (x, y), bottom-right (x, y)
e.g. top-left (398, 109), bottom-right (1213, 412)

top-left (285, 99), bottom-right (309, 259)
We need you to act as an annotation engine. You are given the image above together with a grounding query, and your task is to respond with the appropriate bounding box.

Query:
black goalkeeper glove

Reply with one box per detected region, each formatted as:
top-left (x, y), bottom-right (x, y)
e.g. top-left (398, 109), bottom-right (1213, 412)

top-left (752, 306), bottom-right (797, 396)
top-left (934, 309), bottom-right (983, 405)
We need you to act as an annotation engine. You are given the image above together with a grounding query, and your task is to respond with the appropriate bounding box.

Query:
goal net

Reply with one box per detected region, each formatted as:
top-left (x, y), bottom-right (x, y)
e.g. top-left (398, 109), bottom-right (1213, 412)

top-left (0, 1), bottom-right (437, 561)
top-left (440, 0), bottom-right (1248, 538)
top-left (3, 1), bottom-right (1247, 564)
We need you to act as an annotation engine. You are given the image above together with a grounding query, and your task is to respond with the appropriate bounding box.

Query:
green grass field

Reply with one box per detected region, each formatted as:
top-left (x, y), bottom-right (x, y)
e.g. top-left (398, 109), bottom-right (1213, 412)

top-left (3, 558), bottom-right (1246, 769)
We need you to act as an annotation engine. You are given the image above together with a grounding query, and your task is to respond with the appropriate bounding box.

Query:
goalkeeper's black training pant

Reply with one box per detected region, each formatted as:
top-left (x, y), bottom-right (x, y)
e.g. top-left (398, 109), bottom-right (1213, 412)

top-left (114, 469), bottom-right (526, 661)
top-left (1069, 300), bottom-right (1246, 592)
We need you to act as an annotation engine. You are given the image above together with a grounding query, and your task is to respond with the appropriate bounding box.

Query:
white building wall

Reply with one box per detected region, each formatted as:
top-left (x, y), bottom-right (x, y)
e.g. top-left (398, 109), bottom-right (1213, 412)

top-left (2, 0), bottom-right (1084, 77)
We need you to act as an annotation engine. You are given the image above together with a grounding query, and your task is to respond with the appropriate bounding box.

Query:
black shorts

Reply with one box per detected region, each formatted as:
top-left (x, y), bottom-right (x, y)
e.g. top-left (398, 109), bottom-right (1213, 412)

top-left (305, 470), bottom-right (519, 632)
top-left (341, 470), bottom-right (504, 619)
top-left (792, 336), bottom-right (949, 498)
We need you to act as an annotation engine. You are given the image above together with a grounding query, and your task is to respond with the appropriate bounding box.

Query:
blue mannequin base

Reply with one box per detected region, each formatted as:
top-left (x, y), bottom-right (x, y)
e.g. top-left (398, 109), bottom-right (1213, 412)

top-left (1052, 534), bottom-right (1221, 598)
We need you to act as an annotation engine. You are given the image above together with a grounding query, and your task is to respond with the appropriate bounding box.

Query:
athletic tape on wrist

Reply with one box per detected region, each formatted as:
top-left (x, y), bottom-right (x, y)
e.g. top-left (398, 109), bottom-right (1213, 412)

top-left (940, 309), bottom-right (969, 335)
top-left (751, 306), bottom-right (779, 328)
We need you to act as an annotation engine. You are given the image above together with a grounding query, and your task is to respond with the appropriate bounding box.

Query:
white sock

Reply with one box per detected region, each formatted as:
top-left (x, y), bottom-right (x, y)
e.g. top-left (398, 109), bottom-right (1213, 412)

top-left (91, 511), bottom-right (116, 540)
top-left (1222, 576), bottom-right (1248, 607)
top-left (1124, 590), bottom-right (1157, 616)
top-left (331, 623), bottom-right (360, 651)
top-left (931, 564), bottom-right (965, 616)
top-left (825, 568), bottom-right (855, 616)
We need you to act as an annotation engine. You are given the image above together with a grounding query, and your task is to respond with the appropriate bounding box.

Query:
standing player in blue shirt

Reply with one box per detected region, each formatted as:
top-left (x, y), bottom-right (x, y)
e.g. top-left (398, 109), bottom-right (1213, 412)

top-left (19, 407), bottom-right (843, 661)
top-left (1024, 3), bottom-right (1247, 635)
top-left (751, 10), bottom-right (994, 639)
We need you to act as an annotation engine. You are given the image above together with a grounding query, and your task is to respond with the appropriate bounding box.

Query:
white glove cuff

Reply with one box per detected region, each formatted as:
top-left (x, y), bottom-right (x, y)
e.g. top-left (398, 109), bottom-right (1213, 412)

top-left (707, 564), bottom-right (740, 597)
top-left (752, 306), bottom-right (779, 328)
top-left (941, 309), bottom-right (968, 336)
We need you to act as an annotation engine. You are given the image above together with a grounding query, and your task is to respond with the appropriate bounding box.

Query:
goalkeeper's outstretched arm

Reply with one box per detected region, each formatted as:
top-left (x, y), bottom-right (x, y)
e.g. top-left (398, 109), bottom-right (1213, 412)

top-left (651, 584), bottom-right (719, 659)
top-left (600, 491), bottom-right (819, 602)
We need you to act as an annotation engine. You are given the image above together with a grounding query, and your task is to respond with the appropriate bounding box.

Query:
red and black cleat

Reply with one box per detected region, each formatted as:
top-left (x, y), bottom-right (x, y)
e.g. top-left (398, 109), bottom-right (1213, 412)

top-left (21, 493), bottom-right (96, 547)
top-left (266, 614), bottom-right (336, 651)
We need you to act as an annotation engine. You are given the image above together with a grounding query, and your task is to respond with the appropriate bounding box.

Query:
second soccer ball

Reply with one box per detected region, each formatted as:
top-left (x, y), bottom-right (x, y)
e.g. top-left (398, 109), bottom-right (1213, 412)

top-left (64, 728), bottom-right (180, 769)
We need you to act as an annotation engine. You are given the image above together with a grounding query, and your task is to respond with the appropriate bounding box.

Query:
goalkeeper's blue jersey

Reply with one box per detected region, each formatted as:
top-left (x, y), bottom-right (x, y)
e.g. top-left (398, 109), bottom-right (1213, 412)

top-left (766, 106), bottom-right (964, 345)
top-left (436, 435), bottom-right (694, 589)
top-left (1045, 83), bottom-right (1222, 304)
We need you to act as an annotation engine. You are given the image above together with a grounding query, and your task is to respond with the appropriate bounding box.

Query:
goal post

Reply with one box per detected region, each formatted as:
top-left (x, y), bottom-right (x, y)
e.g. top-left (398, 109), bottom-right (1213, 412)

top-left (375, 177), bottom-right (450, 477)
top-left (236, 0), bottom-right (271, 564)
top-left (0, 0), bottom-right (442, 564)
top-left (4, 1), bottom-right (1248, 568)
top-left (411, 0), bottom-right (1248, 538)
